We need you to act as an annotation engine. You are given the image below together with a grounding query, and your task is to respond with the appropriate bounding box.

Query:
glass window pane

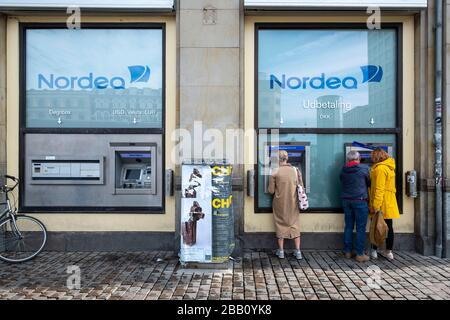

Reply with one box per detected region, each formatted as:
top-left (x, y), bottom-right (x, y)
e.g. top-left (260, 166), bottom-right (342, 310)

top-left (258, 29), bottom-right (397, 128)
top-left (257, 133), bottom-right (397, 210)
top-left (26, 28), bottom-right (163, 128)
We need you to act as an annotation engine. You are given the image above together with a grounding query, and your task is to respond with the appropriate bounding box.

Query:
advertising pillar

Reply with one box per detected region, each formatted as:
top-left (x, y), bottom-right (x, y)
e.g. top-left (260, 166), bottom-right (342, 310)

top-left (180, 161), bottom-right (234, 264)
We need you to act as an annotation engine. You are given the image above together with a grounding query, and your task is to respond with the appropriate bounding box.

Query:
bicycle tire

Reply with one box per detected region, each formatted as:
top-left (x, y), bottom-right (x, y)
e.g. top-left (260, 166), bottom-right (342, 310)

top-left (0, 215), bottom-right (47, 263)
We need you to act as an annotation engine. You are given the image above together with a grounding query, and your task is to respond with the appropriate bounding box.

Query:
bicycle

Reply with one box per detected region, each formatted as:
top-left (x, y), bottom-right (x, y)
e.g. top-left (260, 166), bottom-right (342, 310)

top-left (0, 175), bottom-right (47, 263)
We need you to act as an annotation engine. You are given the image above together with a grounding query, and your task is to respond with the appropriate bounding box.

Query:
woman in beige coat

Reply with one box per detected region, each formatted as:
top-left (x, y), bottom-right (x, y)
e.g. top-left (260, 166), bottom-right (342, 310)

top-left (268, 150), bottom-right (303, 260)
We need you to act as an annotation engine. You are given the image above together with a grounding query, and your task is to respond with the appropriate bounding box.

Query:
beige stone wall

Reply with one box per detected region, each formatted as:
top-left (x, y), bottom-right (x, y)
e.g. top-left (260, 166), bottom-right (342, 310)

top-left (177, 0), bottom-right (243, 248)
top-left (0, 4), bottom-right (443, 253)
top-left (178, 0), bottom-right (241, 159)
top-left (176, 1), bottom-right (243, 170)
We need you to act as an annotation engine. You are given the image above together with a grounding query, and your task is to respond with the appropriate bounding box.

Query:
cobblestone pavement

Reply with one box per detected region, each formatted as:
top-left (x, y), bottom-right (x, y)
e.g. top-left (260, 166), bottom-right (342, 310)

top-left (1, 250), bottom-right (450, 300)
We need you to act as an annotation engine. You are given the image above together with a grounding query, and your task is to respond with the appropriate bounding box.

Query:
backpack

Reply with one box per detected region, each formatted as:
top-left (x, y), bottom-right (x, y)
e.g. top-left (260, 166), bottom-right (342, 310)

top-left (369, 211), bottom-right (389, 247)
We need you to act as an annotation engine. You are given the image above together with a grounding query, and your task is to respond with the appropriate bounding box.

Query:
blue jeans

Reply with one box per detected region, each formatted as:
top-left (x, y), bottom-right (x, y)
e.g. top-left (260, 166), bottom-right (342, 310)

top-left (342, 200), bottom-right (369, 256)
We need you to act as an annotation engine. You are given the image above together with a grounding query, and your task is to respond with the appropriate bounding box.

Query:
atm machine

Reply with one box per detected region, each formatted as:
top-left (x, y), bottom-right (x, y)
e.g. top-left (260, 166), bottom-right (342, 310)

top-left (263, 142), bottom-right (311, 193)
top-left (112, 145), bottom-right (157, 195)
top-left (344, 142), bottom-right (393, 167)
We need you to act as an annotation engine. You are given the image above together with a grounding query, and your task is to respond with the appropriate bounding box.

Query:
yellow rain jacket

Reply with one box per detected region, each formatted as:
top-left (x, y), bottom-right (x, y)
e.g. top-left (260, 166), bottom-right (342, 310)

top-left (369, 158), bottom-right (400, 219)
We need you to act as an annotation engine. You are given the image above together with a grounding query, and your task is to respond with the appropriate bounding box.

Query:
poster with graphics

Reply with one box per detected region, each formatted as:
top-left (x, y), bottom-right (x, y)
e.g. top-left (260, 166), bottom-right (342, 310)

top-left (180, 165), bottom-right (212, 263)
top-left (180, 163), bottom-right (234, 264)
top-left (211, 165), bottom-right (235, 263)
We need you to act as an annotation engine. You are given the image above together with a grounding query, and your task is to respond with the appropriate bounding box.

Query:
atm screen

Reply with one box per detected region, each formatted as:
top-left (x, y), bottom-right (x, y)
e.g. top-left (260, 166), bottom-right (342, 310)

top-left (125, 169), bottom-right (141, 180)
top-left (270, 146), bottom-right (305, 165)
top-left (359, 152), bottom-right (372, 164)
top-left (287, 152), bottom-right (303, 157)
top-left (345, 143), bottom-right (393, 167)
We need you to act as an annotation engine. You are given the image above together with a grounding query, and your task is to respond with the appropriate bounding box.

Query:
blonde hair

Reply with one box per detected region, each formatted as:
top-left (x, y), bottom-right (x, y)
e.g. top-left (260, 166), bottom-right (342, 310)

top-left (371, 148), bottom-right (390, 163)
top-left (278, 150), bottom-right (288, 162)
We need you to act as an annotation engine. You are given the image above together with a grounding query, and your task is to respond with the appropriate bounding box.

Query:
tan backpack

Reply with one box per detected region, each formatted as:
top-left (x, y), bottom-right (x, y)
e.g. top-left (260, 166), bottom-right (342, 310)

top-left (369, 211), bottom-right (389, 247)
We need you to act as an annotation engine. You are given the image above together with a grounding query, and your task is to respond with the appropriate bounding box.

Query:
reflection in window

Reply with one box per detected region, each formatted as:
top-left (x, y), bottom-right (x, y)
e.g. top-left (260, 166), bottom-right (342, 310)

top-left (258, 29), bottom-right (397, 129)
top-left (258, 134), bottom-right (396, 209)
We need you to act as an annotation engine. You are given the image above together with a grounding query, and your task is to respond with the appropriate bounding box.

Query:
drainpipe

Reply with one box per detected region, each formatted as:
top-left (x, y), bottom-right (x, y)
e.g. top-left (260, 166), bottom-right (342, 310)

top-left (443, 1), bottom-right (449, 259)
top-left (434, 0), bottom-right (443, 258)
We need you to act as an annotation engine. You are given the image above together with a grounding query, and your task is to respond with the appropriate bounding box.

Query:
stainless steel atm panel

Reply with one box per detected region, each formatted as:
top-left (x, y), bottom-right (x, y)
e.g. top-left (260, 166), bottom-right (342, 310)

top-left (263, 142), bottom-right (311, 194)
top-left (23, 134), bottom-right (163, 209)
top-left (344, 143), bottom-right (393, 167)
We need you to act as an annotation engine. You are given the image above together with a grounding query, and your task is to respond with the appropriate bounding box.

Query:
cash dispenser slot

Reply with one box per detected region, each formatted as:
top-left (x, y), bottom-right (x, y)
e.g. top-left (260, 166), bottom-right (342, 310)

top-left (30, 158), bottom-right (104, 185)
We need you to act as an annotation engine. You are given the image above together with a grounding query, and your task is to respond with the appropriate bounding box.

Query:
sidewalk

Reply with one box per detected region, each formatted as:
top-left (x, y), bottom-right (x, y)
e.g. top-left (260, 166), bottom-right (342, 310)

top-left (0, 250), bottom-right (449, 300)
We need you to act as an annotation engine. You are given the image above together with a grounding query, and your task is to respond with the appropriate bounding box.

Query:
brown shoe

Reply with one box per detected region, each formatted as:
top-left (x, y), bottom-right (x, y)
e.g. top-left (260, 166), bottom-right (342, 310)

top-left (344, 252), bottom-right (352, 259)
top-left (355, 255), bottom-right (370, 263)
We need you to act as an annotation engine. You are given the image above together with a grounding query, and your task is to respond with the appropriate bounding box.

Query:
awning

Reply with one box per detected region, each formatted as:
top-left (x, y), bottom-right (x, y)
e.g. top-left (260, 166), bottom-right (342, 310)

top-left (0, 0), bottom-right (175, 12)
top-left (245, 0), bottom-right (428, 10)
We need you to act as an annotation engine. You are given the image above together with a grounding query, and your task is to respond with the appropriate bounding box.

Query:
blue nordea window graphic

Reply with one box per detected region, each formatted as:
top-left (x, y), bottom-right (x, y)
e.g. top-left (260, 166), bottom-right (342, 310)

top-left (37, 73), bottom-right (126, 90)
top-left (258, 29), bottom-right (396, 129)
top-left (269, 73), bottom-right (358, 90)
top-left (25, 28), bottom-right (163, 128)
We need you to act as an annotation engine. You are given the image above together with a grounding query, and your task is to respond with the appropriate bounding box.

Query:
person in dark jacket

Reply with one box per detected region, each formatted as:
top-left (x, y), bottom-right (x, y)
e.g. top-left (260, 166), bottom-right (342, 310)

top-left (340, 150), bottom-right (370, 262)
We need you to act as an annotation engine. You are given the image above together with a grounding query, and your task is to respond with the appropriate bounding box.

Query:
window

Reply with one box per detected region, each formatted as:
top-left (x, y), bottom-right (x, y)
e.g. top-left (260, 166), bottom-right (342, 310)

top-left (25, 27), bottom-right (163, 128)
top-left (258, 28), bottom-right (397, 129)
top-left (255, 24), bottom-right (401, 212)
top-left (257, 133), bottom-right (397, 210)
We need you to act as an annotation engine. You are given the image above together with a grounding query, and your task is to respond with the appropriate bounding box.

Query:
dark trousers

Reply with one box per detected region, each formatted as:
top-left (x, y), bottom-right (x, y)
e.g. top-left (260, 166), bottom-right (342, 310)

top-left (372, 219), bottom-right (394, 251)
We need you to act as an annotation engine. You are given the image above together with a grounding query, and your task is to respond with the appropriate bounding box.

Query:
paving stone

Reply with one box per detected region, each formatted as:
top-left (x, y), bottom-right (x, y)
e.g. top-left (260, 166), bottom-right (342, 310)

top-left (1, 250), bottom-right (450, 300)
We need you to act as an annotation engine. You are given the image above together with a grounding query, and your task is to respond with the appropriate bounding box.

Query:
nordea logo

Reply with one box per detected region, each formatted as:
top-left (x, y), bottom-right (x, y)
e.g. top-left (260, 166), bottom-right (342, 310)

top-left (361, 65), bottom-right (383, 83)
top-left (37, 65), bottom-right (151, 90)
top-left (128, 65), bottom-right (151, 83)
top-left (269, 65), bottom-right (383, 90)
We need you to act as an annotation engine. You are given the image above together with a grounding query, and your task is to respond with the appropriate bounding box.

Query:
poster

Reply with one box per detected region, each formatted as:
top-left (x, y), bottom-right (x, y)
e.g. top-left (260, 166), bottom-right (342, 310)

top-left (180, 164), bottom-right (212, 263)
top-left (180, 162), bottom-right (235, 264)
top-left (211, 165), bottom-right (235, 263)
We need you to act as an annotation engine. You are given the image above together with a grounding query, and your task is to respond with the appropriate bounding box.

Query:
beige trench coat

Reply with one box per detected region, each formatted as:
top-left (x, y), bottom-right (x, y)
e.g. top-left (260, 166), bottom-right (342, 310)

top-left (268, 164), bottom-right (303, 239)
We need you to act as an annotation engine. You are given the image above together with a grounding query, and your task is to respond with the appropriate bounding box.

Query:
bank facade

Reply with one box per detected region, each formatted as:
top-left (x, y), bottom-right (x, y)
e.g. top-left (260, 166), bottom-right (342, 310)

top-left (0, 0), bottom-right (449, 257)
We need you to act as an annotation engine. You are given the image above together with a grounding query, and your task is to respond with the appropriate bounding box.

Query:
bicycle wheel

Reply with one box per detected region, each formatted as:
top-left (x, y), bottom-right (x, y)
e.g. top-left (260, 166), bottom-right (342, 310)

top-left (0, 215), bottom-right (47, 263)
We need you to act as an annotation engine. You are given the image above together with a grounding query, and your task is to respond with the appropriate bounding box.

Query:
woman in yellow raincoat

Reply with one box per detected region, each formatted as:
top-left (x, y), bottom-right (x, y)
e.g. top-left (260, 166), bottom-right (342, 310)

top-left (368, 148), bottom-right (400, 261)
